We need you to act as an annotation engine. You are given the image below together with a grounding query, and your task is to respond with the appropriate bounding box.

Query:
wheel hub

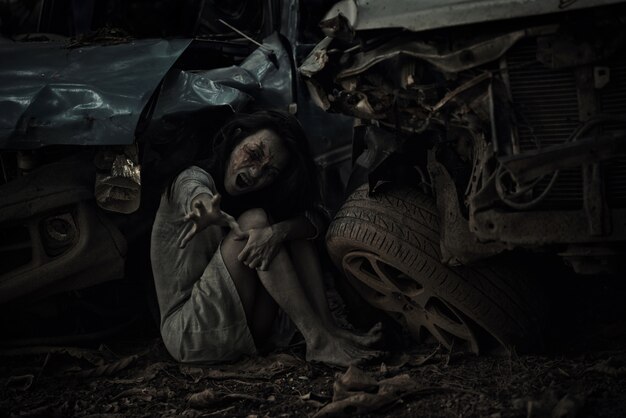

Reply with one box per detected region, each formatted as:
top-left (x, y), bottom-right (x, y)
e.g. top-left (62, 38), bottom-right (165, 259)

top-left (342, 250), bottom-right (480, 353)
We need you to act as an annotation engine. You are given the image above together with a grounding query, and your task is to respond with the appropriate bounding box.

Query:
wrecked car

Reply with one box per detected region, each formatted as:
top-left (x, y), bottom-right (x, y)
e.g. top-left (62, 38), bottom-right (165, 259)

top-left (0, 0), bottom-right (305, 343)
top-left (300, 0), bottom-right (626, 353)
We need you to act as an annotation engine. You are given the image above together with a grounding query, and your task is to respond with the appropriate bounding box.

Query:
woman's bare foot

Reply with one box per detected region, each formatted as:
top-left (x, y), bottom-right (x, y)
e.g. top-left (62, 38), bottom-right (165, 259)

top-left (333, 322), bottom-right (383, 348)
top-left (306, 333), bottom-right (384, 367)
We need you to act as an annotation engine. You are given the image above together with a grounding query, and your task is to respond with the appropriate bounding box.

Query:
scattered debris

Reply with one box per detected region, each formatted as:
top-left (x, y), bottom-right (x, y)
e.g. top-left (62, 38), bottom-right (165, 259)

top-left (107, 362), bottom-right (168, 385)
top-left (2, 343), bottom-right (625, 416)
top-left (313, 366), bottom-right (463, 417)
top-left (74, 354), bottom-right (140, 378)
top-left (585, 357), bottom-right (626, 377)
top-left (300, 392), bottom-right (331, 408)
top-left (3, 374), bottom-right (34, 391)
top-left (180, 353), bottom-right (303, 382)
top-left (187, 389), bottom-right (266, 409)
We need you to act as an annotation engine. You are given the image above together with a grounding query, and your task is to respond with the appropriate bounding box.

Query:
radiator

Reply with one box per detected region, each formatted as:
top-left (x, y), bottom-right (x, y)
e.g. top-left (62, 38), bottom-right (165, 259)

top-left (505, 38), bottom-right (626, 209)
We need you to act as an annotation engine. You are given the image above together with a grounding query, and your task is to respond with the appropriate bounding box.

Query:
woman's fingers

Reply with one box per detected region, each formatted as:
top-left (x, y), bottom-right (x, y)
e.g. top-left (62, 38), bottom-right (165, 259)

top-left (247, 257), bottom-right (262, 269)
top-left (210, 193), bottom-right (222, 210)
top-left (183, 202), bottom-right (204, 222)
top-left (221, 211), bottom-right (248, 240)
top-left (237, 245), bottom-right (251, 263)
top-left (182, 211), bottom-right (196, 222)
top-left (179, 194), bottom-right (226, 248)
top-left (194, 200), bottom-right (209, 217)
top-left (231, 224), bottom-right (248, 240)
top-left (245, 253), bottom-right (270, 270)
top-left (237, 245), bottom-right (265, 270)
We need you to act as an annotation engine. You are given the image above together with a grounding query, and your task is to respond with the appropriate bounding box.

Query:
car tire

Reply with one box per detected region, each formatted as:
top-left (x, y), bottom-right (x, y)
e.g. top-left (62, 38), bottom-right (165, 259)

top-left (326, 184), bottom-right (544, 354)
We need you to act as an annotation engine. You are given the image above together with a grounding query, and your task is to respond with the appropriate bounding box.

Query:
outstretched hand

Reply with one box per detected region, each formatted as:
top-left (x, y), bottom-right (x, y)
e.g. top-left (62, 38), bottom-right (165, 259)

top-left (179, 194), bottom-right (247, 248)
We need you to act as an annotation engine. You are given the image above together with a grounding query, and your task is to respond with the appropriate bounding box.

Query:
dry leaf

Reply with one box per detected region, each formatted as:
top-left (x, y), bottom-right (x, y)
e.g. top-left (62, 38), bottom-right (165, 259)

top-left (334, 366), bottom-right (378, 399)
top-left (315, 368), bottom-right (421, 417)
top-left (188, 389), bottom-right (266, 409)
top-left (585, 357), bottom-right (626, 377)
top-left (112, 387), bottom-right (157, 402)
top-left (300, 392), bottom-right (329, 408)
top-left (74, 355), bottom-right (139, 378)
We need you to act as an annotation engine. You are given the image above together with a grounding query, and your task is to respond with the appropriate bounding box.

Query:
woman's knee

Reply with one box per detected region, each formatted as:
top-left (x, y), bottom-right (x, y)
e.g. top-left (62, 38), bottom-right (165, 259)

top-left (237, 208), bottom-right (270, 229)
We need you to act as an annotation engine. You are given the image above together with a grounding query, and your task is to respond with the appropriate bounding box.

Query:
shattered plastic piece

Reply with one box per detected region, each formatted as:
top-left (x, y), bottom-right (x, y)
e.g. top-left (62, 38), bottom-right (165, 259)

top-left (111, 156), bottom-right (141, 186)
top-left (320, 13), bottom-right (355, 41)
top-left (95, 145), bottom-right (141, 214)
top-left (299, 37), bottom-right (334, 77)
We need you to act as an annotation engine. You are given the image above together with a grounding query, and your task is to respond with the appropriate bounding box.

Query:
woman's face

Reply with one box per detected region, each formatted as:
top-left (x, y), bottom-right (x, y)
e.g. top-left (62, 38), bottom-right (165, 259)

top-left (224, 128), bottom-right (289, 196)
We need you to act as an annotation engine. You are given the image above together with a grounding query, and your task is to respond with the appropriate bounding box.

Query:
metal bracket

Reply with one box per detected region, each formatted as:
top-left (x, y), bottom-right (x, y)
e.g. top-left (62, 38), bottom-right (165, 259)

top-left (428, 153), bottom-right (508, 265)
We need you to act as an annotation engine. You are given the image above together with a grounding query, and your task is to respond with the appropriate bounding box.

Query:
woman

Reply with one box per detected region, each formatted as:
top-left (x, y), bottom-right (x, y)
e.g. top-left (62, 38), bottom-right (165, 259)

top-left (151, 110), bottom-right (381, 367)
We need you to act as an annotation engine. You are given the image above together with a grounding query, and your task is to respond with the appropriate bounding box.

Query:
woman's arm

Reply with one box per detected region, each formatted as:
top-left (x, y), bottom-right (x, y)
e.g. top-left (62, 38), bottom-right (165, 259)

top-left (174, 166), bottom-right (246, 248)
top-left (179, 193), bottom-right (246, 248)
top-left (271, 213), bottom-right (318, 242)
top-left (237, 210), bottom-right (326, 270)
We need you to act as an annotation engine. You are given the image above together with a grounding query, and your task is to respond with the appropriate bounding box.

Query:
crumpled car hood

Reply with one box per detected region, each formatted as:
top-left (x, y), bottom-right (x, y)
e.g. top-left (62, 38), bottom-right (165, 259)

top-left (0, 34), bottom-right (292, 150)
top-left (0, 39), bottom-right (191, 149)
top-left (150, 33), bottom-right (292, 122)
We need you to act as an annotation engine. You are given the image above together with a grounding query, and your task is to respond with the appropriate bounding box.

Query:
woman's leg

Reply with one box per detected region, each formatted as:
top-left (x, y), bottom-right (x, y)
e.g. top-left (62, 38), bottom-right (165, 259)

top-left (288, 240), bottom-right (382, 346)
top-left (221, 208), bottom-right (381, 367)
top-left (220, 210), bottom-right (278, 347)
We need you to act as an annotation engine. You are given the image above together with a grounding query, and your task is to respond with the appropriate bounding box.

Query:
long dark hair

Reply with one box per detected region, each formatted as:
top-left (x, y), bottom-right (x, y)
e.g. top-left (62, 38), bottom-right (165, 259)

top-left (170, 109), bottom-right (320, 221)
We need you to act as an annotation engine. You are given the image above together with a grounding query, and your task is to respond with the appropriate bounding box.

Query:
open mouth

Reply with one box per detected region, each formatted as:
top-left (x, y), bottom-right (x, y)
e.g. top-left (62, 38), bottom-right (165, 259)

top-left (236, 173), bottom-right (253, 189)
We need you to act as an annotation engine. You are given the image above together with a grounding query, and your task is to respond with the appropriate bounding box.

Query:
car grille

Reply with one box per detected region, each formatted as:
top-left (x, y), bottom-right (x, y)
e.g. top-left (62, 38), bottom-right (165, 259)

top-left (506, 39), bottom-right (626, 209)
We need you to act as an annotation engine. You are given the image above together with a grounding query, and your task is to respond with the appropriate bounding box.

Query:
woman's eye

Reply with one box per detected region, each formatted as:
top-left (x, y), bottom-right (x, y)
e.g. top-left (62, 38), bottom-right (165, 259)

top-left (247, 148), bottom-right (263, 161)
top-left (268, 169), bottom-right (280, 178)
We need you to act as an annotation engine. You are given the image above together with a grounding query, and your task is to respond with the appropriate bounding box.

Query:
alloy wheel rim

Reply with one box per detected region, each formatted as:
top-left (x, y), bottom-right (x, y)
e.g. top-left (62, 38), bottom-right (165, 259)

top-left (342, 251), bottom-right (480, 353)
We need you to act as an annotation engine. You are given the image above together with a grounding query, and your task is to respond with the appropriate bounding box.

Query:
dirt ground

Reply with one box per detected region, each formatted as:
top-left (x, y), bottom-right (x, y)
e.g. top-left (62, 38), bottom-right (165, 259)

top-left (2, 274), bottom-right (626, 418)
